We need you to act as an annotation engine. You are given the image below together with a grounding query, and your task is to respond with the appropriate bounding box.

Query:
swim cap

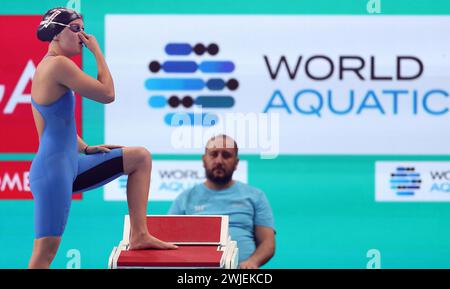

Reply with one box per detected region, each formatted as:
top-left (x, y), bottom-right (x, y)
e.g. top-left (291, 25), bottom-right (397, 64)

top-left (37, 7), bottom-right (82, 42)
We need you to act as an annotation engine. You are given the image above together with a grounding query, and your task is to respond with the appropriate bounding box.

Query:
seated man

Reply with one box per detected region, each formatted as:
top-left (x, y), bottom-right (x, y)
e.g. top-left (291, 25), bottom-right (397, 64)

top-left (168, 134), bottom-right (275, 269)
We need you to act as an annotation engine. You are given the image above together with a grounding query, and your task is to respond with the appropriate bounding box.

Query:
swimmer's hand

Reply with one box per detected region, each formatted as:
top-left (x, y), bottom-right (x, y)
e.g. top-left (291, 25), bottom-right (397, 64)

top-left (85, 144), bottom-right (124, 154)
top-left (78, 31), bottom-right (101, 55)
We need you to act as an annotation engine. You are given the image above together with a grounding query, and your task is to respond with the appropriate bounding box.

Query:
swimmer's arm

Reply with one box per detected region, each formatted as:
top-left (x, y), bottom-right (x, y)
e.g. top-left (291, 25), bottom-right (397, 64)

top-left (52, 56), bottom-right (115, 104)
top-left (92, 48), bottom-right (115, 102)
top-left (78, 31), bottom-right (115, 102)
top-left (77, 135), bottom-right (89, 154)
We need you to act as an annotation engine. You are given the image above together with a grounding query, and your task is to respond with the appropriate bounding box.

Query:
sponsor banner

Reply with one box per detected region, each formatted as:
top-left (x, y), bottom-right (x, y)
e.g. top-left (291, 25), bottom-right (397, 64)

top-left (105, 15), bottom-right (450, 155)
top-left (376, 161), bottom-right (450, 202)
top-left (104, 160), bottom-right (248, 201)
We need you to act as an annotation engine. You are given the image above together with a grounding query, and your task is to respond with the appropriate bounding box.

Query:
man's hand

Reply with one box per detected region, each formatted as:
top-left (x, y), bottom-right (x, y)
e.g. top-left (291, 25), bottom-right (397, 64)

top-left (239, 259), bottom-right (259, 269)
top-left (238, 226), bottom-right (275, 269)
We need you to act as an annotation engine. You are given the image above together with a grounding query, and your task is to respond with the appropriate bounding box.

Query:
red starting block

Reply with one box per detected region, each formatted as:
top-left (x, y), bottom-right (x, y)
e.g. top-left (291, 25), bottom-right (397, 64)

top-left (108, 215), bottom-right (239, 269)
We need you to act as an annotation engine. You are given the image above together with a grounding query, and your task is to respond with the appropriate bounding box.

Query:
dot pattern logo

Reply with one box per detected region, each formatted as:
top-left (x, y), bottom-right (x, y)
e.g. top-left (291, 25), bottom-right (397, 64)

top-left (146, 43), bottom-right (238, 126)
top-left (390, 166), bottom-right (422, 196)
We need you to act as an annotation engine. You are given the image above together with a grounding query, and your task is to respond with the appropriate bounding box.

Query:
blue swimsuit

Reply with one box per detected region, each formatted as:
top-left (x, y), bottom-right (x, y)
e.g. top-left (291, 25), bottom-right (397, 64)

top-left (29, 90), bottom-right (124, 238)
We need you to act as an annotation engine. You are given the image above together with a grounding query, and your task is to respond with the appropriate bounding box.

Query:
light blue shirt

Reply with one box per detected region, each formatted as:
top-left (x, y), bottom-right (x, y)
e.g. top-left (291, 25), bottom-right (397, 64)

top-left (168, 181), bottom-right (275, 263)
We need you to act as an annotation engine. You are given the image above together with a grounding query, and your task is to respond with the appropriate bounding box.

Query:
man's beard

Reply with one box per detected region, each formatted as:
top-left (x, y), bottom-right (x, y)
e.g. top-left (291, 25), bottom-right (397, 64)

top-left (205, 167), bottom-right (234, 185)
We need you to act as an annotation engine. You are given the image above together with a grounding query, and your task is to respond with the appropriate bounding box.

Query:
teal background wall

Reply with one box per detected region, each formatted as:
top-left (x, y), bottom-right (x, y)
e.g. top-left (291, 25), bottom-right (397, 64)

top-left (1, 0), bottom-right (450, 268)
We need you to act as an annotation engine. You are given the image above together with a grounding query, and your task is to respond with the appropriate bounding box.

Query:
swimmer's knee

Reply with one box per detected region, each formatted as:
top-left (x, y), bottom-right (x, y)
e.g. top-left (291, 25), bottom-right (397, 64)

top-left (123, 146), bottom-right (152, 173)
top-left (34, 236), bottom-right (61, 260)
top-left (135, 147), bottom-right (152, 167)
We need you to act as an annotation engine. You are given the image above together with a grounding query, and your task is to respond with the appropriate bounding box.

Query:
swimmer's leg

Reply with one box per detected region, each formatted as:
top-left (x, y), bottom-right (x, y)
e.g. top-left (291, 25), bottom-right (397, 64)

top-left (122, 147), bottom-right (177, 250)
top-left (28, 237), bottom-right (61, 269)
top-left (73, 147), bottom-right (176, 250)
top-left (29, 154), bottom-right (73, 269)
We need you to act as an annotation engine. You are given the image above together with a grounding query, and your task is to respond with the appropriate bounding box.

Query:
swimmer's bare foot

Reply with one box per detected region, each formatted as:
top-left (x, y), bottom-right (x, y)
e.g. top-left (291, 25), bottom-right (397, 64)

top-left (129, 232), bottom-right (178, 250)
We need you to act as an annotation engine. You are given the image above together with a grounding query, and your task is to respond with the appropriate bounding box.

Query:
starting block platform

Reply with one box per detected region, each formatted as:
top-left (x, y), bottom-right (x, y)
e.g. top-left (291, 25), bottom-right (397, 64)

top-left (108, 215), bottom-right (239, 269)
